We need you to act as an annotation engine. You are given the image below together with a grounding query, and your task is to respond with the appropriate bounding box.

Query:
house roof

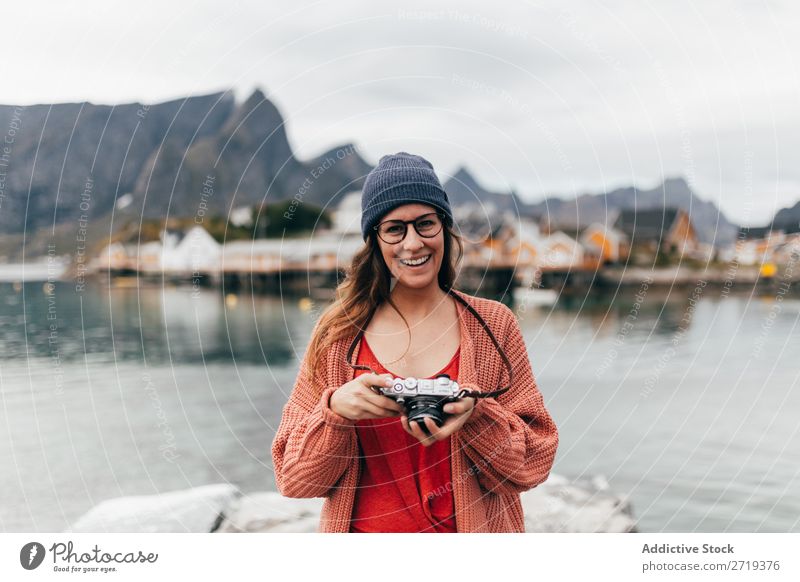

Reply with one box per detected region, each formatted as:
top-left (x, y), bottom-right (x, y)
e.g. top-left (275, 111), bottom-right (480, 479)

top-left (455, 214), bottom-right (506, 241)
top-left (738, 225), bottom-right (777, 240)
top-left (545, 231), bottom-right (580, 247)
top-left (613, 207), bottom-right (681, 240)
top-left (551, 226), bottom-right (581, 239)
top-left (161, 228), bottom-right (188, 245)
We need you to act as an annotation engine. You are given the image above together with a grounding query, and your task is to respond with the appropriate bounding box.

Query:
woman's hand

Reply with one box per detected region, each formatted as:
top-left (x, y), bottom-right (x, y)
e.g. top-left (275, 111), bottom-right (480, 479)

top-left (400, 396), bottom-right (476, 446)
top-left (329, 373), bottom-right (405, 420)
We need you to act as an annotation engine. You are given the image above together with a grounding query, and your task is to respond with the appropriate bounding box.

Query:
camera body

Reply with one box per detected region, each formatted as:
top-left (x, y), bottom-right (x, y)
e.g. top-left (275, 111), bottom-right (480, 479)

top-left (376, 374), bottom-right (462, 428)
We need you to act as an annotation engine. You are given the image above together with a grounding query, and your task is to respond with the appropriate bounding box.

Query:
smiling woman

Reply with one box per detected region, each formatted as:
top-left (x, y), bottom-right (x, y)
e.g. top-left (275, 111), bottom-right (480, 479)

top-left (374, 207), bottom-right (446, 292)
top-left (271, 152), bottom-right (559, 533)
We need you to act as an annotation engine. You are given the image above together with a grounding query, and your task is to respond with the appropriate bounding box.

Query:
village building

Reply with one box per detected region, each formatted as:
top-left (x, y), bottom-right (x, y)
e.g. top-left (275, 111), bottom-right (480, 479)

top-left (579, 222), bottom-right (628, 264)
top-left (160, 225), bottom-right (222, 273)
top-left (718, 228), bottom-right (799, 266)
top-left (613, 207), bottom-right (700, 262)
top-left (221, 234), bottom-right (363, 273)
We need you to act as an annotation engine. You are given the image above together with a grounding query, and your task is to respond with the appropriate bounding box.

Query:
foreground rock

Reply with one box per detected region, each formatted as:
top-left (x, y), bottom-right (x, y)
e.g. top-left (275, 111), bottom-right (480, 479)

top-left (520, 473), bottom-right (637, 532)
top-left (67, 474), bottom-right (637, 533)
top-left (67, 483), bottom-right (240, 533)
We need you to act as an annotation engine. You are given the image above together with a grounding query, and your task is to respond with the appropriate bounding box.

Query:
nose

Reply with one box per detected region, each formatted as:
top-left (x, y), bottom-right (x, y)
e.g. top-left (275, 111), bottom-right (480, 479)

top-left (401, 225), bottom-right (425, 252)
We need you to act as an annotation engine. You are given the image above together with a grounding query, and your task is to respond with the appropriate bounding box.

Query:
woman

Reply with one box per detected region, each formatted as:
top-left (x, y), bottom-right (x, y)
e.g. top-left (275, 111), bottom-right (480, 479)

top-left (271, 152), bottom-right (558, 532)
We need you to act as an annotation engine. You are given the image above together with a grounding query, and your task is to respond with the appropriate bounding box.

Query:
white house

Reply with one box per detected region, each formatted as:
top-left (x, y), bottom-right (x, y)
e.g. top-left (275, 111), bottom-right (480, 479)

top-left (221, 234), bottom-right (364, 272)
top-left (230, 206), bottom-right (254, 228)
top-left (772, 233), bottom-right (800, 264)
top-left (93, 241), bottom-right (130, 271)
top-left (542, 231), bottom-right (585, 269)
top-left (136, 240), bottom-right (164, 273)
top-left (160, 225), bottom-right (222, 273)
top-left (718, 231), bottom-right (786, 266)
top-left (506, 216), bottom-right (544, 267)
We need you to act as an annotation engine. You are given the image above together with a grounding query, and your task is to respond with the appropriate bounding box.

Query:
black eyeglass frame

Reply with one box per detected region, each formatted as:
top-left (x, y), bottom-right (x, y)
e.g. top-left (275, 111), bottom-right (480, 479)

top-left (372, 212), bottom-right (445, 244)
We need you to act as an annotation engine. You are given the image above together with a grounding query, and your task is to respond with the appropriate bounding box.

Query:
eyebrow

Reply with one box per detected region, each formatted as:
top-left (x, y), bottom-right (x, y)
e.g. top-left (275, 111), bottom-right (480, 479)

top-left (383, 213), bottom-right (436, 222)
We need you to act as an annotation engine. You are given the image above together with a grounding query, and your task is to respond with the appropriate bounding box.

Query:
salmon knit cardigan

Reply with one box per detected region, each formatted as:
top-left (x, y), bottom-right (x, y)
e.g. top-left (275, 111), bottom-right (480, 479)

top-left (271, 289), bottom-right (559, 532)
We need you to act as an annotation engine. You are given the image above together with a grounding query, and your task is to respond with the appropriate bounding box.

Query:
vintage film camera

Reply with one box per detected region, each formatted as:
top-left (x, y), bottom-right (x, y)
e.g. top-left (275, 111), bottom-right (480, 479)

top-left (374, 374), bottom-right (463, 429)
top-left (347, 290), bottom-right (516, 433)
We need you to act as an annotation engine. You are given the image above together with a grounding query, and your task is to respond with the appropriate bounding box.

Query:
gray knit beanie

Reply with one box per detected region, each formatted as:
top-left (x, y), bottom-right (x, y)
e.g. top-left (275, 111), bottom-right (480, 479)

top-left (360, 152), bottom-right (454, 241)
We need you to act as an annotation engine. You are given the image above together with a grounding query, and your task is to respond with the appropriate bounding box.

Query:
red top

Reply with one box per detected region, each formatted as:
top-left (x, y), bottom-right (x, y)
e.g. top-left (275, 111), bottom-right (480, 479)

top-left (349, 336), bottom-right (460, 533)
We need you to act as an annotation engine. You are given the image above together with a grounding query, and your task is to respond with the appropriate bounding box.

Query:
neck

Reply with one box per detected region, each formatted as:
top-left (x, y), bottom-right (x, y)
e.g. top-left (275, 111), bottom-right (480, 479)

top-left (388, 280), bottom-right (450, 320)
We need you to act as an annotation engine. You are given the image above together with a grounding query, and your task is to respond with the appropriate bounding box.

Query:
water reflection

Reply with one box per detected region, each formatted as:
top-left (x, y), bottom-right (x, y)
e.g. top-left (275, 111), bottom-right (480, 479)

top-left (0, 282), bottom-right (315, 366)
top-left (1, 280), bottom-right (798, 533)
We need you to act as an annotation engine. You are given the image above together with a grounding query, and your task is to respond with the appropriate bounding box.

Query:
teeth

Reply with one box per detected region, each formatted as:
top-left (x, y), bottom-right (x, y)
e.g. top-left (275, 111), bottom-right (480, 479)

top-left (400, 255), bottom-right (431, 266)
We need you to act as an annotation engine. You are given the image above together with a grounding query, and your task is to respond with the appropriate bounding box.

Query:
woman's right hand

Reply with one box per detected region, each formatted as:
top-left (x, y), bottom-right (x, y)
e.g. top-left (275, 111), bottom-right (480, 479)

top-left (329, 373), bottom-right (405, 420)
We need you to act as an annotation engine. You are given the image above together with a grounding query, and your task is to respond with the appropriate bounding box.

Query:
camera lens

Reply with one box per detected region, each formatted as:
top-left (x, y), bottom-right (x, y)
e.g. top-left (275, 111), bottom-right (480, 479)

top-left (406, 395), bottom-right (447, 428)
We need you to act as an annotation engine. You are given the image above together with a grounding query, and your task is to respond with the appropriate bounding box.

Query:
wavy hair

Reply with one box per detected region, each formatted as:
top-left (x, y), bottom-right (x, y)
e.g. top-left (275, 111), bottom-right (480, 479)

top-left (306, 221), bottom-right (463, 383)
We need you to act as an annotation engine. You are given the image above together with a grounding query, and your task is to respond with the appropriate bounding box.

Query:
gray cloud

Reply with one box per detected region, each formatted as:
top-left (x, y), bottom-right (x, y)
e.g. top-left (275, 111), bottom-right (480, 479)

top-left (3, 0), bottom-right (799, 225)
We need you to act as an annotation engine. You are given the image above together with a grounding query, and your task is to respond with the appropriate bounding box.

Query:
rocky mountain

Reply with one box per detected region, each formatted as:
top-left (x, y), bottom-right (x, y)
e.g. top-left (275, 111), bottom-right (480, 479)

top-left (0, 89), bottom-right (371, 244)
top-left (771, 200), bottom-right (800, 233)
top-left (524, 177), bottom-right (739, 245)
top-left (442, 171), bottom-right (738, 246)
top-left (0, 92), bottom-right (235, 234)
top-left (0, 87), bottom-right (755, 257)
top-left (443, 167), bottom-right (524, 213)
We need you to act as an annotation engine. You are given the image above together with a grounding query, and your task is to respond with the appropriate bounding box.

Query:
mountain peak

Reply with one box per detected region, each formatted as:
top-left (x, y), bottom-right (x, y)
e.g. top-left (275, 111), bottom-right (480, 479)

top-left (224, 88), bottom-right (284, 137)
top-left (452, 166), bottom-right (471, 176)
top-left (316, 142), bottom-right (357, 158)
top-left (662, 175), bottom-right (690, 187)
top-left (244, 88), bottom-right (267, 105)
top-left (658, 176), bottom-right (693, 197)
top-left (308, 142), bottom-right (372, 176)
top-left (443, 166), bottom-right (519, 212)
top-left (450, 166), bottom-right (478, 185)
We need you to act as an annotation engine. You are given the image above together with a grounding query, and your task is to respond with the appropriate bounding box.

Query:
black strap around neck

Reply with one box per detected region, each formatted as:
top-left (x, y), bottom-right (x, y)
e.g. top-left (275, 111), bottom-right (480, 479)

top-left (344, 287), bottom-right (514, 400)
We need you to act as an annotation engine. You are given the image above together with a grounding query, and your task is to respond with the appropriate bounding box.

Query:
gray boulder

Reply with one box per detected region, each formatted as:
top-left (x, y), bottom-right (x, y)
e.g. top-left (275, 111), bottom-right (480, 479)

top-left (216, 473), bottom-right (637, 533)
top-left (520, 474), bottom-right (637, 532)
top-left (67, 474), bottom-right (637, 533)
top-left (66, 483), bottom-right (240, 533)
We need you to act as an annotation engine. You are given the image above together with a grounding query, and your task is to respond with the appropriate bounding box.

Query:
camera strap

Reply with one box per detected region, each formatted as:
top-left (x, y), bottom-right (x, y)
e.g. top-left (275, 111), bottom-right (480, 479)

top-left (344, 287), bottom-right (514, 400)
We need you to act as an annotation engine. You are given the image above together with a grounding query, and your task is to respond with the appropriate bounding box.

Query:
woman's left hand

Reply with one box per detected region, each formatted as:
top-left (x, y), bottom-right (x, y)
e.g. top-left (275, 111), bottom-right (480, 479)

top-left (400, 397), bottom-right (476, 446)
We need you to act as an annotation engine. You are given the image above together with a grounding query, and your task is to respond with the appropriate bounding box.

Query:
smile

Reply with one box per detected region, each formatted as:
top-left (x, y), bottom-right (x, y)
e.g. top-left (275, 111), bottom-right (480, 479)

top-left (399, 254), bottom-right (431, 267)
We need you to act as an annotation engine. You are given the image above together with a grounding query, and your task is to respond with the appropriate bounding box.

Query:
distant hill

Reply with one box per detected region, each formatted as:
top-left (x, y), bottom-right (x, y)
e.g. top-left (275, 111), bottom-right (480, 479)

top-left (521, 177), bottom-right (738, 246)
top-left (771, 200), bottom-right (800, 233)
top-left (0, 92), bottom-right (234, 234)
top-left (0, 89), bottom-right (371, 256)
top-left (130, 89), bottom-right (372, 220)
top-left (442, 171), bottom-right (739, 246)
top-left (530, 177), bottom-right (740, 245)
top-left (443, 167), bottom-right (524, 213)
top-left (0, 88), bottom-right (770, 258)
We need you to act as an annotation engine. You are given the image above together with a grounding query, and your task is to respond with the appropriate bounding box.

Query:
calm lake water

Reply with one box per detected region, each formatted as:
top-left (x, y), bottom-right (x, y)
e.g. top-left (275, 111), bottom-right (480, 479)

top-left (1, 280), bottom-right (798, 532)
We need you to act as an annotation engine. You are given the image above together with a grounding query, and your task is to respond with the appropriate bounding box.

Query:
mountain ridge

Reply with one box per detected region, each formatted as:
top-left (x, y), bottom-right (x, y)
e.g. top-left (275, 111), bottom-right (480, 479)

top-left (1, 88), bottom-right (791, 255)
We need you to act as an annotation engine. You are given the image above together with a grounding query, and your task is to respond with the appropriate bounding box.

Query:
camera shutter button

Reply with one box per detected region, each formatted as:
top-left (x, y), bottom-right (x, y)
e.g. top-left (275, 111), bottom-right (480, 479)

top-left (403, 377), bottom-right (418, 390)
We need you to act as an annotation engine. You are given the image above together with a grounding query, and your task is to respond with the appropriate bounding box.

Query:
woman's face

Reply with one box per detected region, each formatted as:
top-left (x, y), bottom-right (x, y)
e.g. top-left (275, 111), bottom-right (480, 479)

top-left (375, 203), bottom-right (445, 291)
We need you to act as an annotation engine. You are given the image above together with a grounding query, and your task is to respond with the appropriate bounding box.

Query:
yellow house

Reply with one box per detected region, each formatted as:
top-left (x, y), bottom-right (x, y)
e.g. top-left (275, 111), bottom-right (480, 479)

top-left (579, 223), bottom-right (628, 263)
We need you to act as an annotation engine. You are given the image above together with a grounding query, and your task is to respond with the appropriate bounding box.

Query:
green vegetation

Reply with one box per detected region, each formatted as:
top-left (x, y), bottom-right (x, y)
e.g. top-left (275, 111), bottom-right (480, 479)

top-left (251, 200), bottom-right (332, 238)
top-left (654, 246), bottom-right (672, 267)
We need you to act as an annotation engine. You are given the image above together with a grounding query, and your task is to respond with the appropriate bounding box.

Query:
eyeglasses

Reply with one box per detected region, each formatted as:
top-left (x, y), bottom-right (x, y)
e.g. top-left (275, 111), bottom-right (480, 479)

top-left (373, 212), bottom-right (444, 244)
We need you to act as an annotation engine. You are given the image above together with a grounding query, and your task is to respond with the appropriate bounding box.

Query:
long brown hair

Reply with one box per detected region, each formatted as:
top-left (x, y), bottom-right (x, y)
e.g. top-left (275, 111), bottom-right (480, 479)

top-left (306, 220), bottom-right (464, 382)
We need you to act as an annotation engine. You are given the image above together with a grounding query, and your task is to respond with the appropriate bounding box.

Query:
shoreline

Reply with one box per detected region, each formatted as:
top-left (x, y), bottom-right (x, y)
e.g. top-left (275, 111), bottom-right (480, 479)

top-left (65, 474), bottom-right (638, 534)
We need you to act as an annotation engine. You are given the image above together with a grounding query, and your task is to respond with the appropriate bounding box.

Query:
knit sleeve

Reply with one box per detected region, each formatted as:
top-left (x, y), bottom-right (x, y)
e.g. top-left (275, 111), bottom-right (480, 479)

top-left (454, 308), bottom-right (558, 496)
top-left (271, 336), bottom-right (358, 499)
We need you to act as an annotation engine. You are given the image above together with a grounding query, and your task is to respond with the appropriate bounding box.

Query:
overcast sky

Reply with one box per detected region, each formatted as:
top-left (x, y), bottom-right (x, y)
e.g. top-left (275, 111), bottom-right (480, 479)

top-left (4, 0), bottom-right (800, 225)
